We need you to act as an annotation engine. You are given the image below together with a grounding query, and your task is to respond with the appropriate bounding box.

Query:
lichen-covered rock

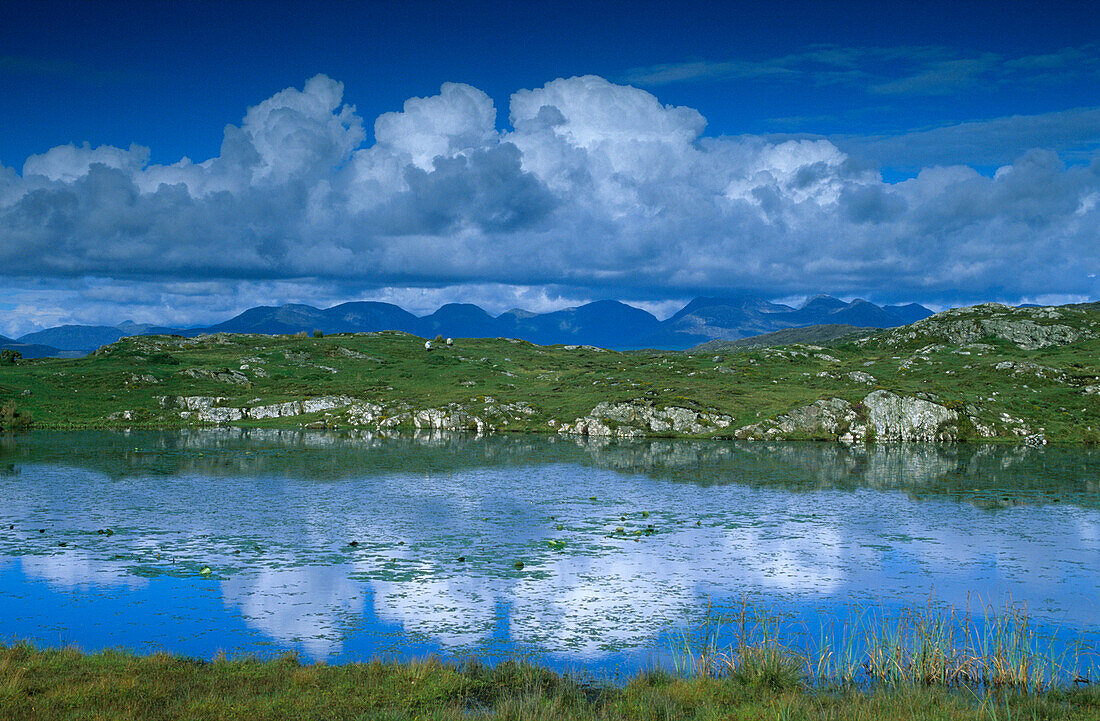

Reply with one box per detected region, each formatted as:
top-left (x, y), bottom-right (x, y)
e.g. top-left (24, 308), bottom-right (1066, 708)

top-left (884, 304), bottom-right (1096, 350)
top-left (125, 373), bottom-right (159, 385)
top-left (735, 391), bottom-right (973, 442)
top-left (159, 394), bottom-right (357, 423)
top-left (559, 401), bottom-right (732, 437)
top-left (993, 360), bottom-right (1066, 382)
top-left (179, 367), bottom-right (251, 385)
top-left (734, 399), bottom-right (860, 441)
top-left (861, 390), bottom-right (958, 441)
top-left (847, 371), bottom-right (876, 384)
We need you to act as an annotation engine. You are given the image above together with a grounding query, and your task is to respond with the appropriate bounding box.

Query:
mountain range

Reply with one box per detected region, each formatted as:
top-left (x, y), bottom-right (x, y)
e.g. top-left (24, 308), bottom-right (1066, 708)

top-left (4, 295), bottom-right (933, 356)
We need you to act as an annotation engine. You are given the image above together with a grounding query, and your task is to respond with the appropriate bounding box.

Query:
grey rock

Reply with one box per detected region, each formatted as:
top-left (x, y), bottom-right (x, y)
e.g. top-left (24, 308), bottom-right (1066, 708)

top-left (862, 390), bottom-right (958, 442)
top-left (559, 400), bottom-right (732, 437)
top-left (180, 367), bottom-right (251, 385)
top-left (885, 304), bottom-right (1096, 350)
top-left (735, 391), bottom-right (965, 442)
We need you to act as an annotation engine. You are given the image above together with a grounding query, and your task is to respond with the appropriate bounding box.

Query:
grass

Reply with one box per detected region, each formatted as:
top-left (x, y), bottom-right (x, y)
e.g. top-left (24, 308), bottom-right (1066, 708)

top-left (7, 598), bottom-right (1090, 719)
top-left (670, 597), bottom-right (1099, 694)
top-left (2, 642), bottom-right (1099, 720)
top-left (0, 303), bottom-right (1098, 442)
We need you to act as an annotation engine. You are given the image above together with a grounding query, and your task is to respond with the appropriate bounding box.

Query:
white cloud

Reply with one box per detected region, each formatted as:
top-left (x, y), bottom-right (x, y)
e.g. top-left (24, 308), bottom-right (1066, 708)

top-left (1, 74), bottom-right (1098, 332)
top-left (373, 82), bottom-right (498, 171)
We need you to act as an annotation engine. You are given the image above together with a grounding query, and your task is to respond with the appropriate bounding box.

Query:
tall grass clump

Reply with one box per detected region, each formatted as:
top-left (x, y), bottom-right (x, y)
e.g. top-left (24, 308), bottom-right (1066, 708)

top-left (672, 596), bottom-right (1099, 695)
top-left (672, 596), bottom-right (803, 691)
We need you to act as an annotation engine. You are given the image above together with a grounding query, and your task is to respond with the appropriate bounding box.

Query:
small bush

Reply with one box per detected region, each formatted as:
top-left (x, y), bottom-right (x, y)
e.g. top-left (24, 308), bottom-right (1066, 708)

top-left (0, 349), bottom-right (21, 365)
top-left (313, 330), bottom-right (323, 338)
top-left (145, 352), bottom-right (180, 365)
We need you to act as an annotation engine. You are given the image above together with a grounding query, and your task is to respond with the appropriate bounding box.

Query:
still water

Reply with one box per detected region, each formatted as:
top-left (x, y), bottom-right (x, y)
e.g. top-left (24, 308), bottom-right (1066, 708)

top-left (1, 430), bottom-right (1098, 673)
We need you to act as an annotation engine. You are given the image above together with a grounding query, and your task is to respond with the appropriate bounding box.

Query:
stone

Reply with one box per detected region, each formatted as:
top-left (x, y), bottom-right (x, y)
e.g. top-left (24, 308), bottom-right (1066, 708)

top-left (886, 304), bottom-right (1097, 350)
top-left (179, 367), bottom-right (250, 385)
top-left (559, 400), bottom-right (732, 438)
top-left (735, 391), bottom-right (966, 442)
top-left (861, 390), bottom-right (957, 442)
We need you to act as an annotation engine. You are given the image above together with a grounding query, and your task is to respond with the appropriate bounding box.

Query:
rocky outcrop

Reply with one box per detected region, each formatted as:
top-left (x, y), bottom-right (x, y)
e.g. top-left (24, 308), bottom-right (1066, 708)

top-left (158, 395), bottom-right (357, 423)
top-left (993, 360), bottom-right (1066, 382)
top-left (734, 398), bottom-right (860, 441)
top-left (847, 371), bottom-right (876, 384)
top-left (734, 390), bottom-right (989, 442)
top-left (861, 390), bottom-right (959, 441)
top-left (559, 401), bottom-right (732, 438)
top-left (883, 304), bottom-right (1098, 350)
top-left (179, 367), bottom-right (251, 385)
top-left (125, 373), bottom-right (159, 385)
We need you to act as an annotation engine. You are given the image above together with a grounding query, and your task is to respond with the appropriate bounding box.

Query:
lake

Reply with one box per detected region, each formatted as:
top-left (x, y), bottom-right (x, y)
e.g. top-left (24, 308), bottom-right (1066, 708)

top-left (1, 430), bottom-right (1098, 676)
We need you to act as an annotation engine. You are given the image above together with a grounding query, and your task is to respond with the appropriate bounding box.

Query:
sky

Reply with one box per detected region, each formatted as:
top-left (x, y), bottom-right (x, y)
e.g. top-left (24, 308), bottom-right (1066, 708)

top-left (1, 0), bottom-right (1099, 336)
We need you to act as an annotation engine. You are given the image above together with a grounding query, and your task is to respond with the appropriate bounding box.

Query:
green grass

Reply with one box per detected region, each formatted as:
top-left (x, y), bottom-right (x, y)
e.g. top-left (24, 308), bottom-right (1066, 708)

top-left (2, 644), bottom-right (1099, 720)
top-left (1, 302), bottom-right (1098, 442)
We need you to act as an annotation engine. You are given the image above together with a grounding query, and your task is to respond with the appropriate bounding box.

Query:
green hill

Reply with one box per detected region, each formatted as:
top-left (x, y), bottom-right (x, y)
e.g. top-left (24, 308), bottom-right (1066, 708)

top-left (692, 324), bottom-right (871, 352)
top-left (2, 303), bottom-right (1098, 443)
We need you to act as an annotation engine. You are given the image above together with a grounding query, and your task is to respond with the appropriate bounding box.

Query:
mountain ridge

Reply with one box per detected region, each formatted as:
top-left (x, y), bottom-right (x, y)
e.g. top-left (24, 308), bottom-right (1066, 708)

top-left (12, 295), bottom-right (933, 354)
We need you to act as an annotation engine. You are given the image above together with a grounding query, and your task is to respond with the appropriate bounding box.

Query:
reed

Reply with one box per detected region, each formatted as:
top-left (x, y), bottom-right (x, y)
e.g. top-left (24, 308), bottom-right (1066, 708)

top-left (671, 596), bottom-right (1099, 694)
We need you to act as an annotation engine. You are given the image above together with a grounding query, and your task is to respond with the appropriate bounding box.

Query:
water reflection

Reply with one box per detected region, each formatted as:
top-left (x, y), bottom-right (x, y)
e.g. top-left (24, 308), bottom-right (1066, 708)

top-left (0, 431), bottom-right (1098, 667)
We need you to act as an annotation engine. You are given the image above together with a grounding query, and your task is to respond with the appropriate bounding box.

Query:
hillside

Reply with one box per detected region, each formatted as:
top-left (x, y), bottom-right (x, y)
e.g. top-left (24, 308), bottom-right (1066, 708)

top-left (693, 324), bottom-right (871, 352)
top-left (2, 303), bottom-right (1097, 443)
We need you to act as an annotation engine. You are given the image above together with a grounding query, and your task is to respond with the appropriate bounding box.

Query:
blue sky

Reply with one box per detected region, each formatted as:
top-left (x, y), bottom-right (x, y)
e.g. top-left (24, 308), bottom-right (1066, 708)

top-left (1, 0), bottom-right (1099, 334)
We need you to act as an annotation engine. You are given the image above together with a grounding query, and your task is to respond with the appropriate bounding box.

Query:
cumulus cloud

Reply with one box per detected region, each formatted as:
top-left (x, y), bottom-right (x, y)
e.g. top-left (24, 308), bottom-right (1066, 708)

top-left (1, 73), bottom-right (1098, 332)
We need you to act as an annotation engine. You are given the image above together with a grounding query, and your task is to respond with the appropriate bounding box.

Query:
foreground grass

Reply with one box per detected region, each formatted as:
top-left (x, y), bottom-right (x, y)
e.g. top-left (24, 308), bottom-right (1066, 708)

top-left (2, 644), bottom-right (1099, 720)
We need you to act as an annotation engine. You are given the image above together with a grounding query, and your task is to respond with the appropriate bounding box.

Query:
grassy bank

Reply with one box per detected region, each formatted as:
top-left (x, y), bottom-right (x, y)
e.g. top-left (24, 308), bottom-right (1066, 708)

top-left (2, 644), bottom-right (1099, 720)
top-left (1, 302), bottom-right (1098, 442)
top-left (4, 597), bottom-right (1100, 720)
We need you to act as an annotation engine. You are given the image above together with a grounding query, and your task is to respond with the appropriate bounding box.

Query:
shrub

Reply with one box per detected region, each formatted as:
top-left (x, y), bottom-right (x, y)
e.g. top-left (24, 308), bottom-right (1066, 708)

top-left (145, 352), bottom-right (180, 365)
top-left (0, 349), bottom-right (21, 365)
top-left (313, 329), bottom-right (323, 338)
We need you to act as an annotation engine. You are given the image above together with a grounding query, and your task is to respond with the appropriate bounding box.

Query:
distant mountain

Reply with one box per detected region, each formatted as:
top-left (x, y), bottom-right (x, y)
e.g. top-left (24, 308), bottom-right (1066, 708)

top-left (17, 325), bottom-right (127, 351)
top-left (320, 302), bottom-right (421, 335)
top-left (419, 303), bottom-right (503, 339)
top-left (199, 303), bottom-right (334, 335)
top-left (1, 335), bottom-right (68, 359)
top-left (12, 294), bottom-right (932, 355)
top-left (500, 300), bottom-right (662, 348)
top-left (636, 295), bottom-right (933, 350)
top-left (885, 303), bottom-right (936, 325)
